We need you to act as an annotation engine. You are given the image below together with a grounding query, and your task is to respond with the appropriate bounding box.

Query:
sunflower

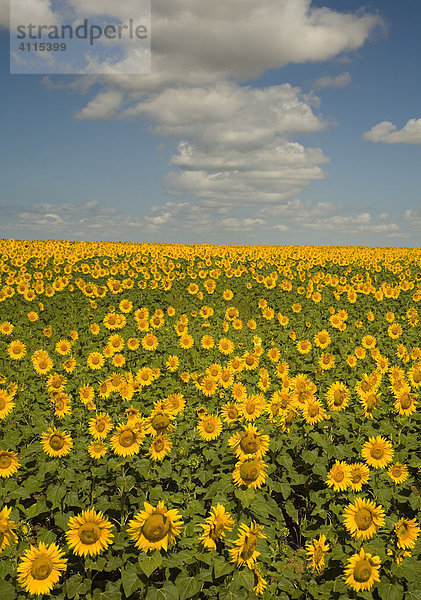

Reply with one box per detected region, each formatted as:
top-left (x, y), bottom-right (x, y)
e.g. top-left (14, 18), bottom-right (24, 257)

top-left (231, 382), bottom-right (247, 402)
top-left (305, 534), bottom-right (330, 572)
top-left (318, 353), bottom-right (335, 370)
top-left (87, 352), bottom-right (105, 370)
top-left (198, 503), bottom-right (235, 550)
top-left (0, 390), bottom-right (15, 419)
top-left (219, 367), bottom-right (235, 389)
top-left (394, 389), bottom-right (417, 416)
top-left (62, 357), bottom-right (76, 373)
top-left (314, 330), bottom-right (331, 349)
top-left (228, 423), bottom-right (269, 460)
top-left (88, 413), bottom-right (113, 440)
top-left (218, 338), bottom-right (235, 355)
top-left (88, 440), bottom-right (107, 459)
top-left (197, 414), bottom-right (223, 441)
top-left (360, 391), bottom-right (381, 418)
top-left (53, 393), bottom-right (72, 418)
top-left (221, 402), bottom-right (241, 423)
top-left (243, 352), bottom-right (259, 370)
top-left (200, 375), bottom-right (218, 397)
top-left (7, 340), bottom-right (26, 360)
top-left (241, 394), bottom-right (266, 421)
top-left (303, 399), bottom-right (326, 425)
top-left (110, 423), bottom-right (145, 457)
top-left (343, 547), bottom-right (381, 592)
top-left (395, 518), bottom-right (420, 549)
top-left (0, 450), bottom-right (19, 478)
top-left (408, 363), bottom-right (421, 388)
top-left (148, 434), bottom-right (172, 461)
top-left (136, 367), bottom-right (155, 387)
top-left (251, 566), bottom-right (267, 596)
top-left (229, 521), bottom-right (266, 568)
top-left (79, 384), bottom-right (95, 404)
top-left (388, 463), bottom-right (409, 484)
top-left (165, 393), bottom-right (185, 415)
top-left (361, 435), bottom-right (394, 469)
top-left (47, 373), bottom-right (67, 394)
top-left (297, 340), bottom-right (312, 354)
top-left (233, 457), bottom-right (267, 489)
top-left (166, 355), bottom-right (180, 371)
top-left (145, 410), bottom-right (175, 437)
top-left (179, 334), bottom-right (194, 349)
top-left (41, 428), bottom-right (73, 458)
top-left (142, 333), bottom-right (159, 351)
top-left (0, 322), bottom-right (14, 335)
top-left (17, 542), bottom-right (67, 595)
top-left (127, 501), bottom-right (183, 553)
top-left (343, 497), bottom-right (385, 540)
top-left (55, 339), bottom-right (71, 356)
top-left (325, 461), bottom-right (351, 492)
top-left (349, 462), bottom-right (370, 491)
top-left (66, 509), bottom-right (113, 556)
top-left (0, 506), bottom-right (18, 552)
top-left (32, 350), bottom-right (53, 375)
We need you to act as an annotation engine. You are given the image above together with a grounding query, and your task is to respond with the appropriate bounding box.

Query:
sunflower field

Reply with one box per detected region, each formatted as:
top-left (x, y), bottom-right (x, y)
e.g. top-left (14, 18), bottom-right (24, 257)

top-left (0, 239), bottom-right (420, 600)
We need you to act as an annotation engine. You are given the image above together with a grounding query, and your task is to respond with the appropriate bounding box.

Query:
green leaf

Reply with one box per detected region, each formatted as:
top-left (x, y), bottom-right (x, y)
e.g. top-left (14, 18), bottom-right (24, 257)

top-left (138, 551), bottom-right (163, 577)
top-left (0, 580), bottom-right (16, 600)
top-left (376, 583), bottom-right (404, 600)
top-left (147, 582), bottom-right (179, 600)
top-left (232, 569), bottom-right (254, 591)
top-left (285, 500), bottom-right (299, 522)
top-left (46, 484), bottom-right (65, 508)
top-left (175, 575), bottom-right (201, 600)
top-left (213, 556), bottom-right (234, 578)
top-left (66, 574), bottom-right (91, 598)
top-left (122, 563), bottom-right (140, 597)
top-left (234, 488), bottom-right (255, 508)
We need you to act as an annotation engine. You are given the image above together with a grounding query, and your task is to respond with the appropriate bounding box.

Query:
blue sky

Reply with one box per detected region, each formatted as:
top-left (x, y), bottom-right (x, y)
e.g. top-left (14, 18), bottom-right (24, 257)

top-left (1, 0), bottom-right (420, 245)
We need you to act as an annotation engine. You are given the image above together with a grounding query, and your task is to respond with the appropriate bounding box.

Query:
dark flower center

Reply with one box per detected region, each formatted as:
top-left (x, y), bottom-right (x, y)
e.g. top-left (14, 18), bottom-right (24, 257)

top-left (371, 446), bottom-right (384, 460)
top-left (31, 556), bottom-right (53, 580)
top-left (50, 434), bottom-right (65, 451)
top-left (152, 414), bottom-right (169, 431)
top-left (240, 460), bottom-right (259, 484)
top-left (142, 514), bottom-right (170, 542)
top-left (240, 533), bottom-right (257, 560)
top-left (79, 522), bottom-right (101, 545)
top-left (240, 433), bottom-right (259, 454)
top-left (353, 559), bottom-right (372, 582)
top-left (119, 430), bottom-right (136, 447)
top-left (354, 508), bottom-right (373, 530)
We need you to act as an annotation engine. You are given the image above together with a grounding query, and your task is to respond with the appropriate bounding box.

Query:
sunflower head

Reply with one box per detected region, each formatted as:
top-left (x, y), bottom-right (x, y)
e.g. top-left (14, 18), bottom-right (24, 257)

top-left (127, 501), bottom-right (183, 553)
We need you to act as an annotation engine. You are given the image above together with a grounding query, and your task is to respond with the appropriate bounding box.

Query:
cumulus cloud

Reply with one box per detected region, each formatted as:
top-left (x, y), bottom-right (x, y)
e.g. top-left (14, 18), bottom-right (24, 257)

top-left (363, 118), bottom-right (421, 144)
top-left (123, 83), bottom-right (327, 206)
top-left (313, 71), bottom-right (351, 89)
top-left (64, 2), bottom-right (382, 208)
top-left (403, 209), bottom-right (421, 231)
top-left (74, 91), bottom-right (124, 120)
top-left (3, 0), bottom-right (59, 30)
top-left (1, 198), bottom-right (414, 244)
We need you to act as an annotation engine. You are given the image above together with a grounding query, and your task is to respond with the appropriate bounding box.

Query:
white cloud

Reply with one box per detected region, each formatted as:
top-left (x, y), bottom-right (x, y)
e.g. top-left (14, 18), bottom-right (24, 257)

top-left (5, 0), bottom-right (58, 30)
top-left (74, 91), bottom-right (124, 120)
top-left (2, 198), bottom-right (415, 244)
top-left (403, 209), bottom-right (421, 231)
top-left (122, 83), bottom-right (328, 206)
top-left (35, 1), bottom-right (384, 211)
top-left (313, 71), bottom-right (351, 89)
top-left (219, 217), bottom-right (266, 231)
top-left (363, 118), bottom-right (421, 144)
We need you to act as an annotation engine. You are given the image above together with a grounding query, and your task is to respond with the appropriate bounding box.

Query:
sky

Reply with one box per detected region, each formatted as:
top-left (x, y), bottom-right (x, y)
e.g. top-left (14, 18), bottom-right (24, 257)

top-left (0, 0), bottom-right (420, 246)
